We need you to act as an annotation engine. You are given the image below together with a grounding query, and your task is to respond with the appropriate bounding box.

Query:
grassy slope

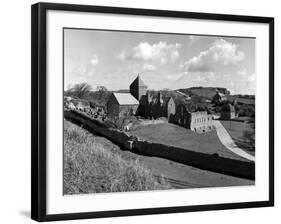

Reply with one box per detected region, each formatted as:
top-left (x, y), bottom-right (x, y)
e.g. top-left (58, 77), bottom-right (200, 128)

top-left (221, 120), bottom-right (255, 155)
top-left (64, 120), bottom-right (170, 195)
top-left (129, 123), bottom-right (248, 161)
top-left (178, 87), bottom-right (229, 100)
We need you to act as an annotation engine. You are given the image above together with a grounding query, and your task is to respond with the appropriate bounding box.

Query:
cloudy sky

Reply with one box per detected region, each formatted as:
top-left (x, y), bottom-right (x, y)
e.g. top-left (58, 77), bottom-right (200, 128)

top-left (64, 29), bottom-right (256, 95)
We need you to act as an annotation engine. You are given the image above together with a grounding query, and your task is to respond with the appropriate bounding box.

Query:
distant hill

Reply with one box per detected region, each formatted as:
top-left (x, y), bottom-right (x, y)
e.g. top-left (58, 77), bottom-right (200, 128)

top-left (177, 87), bottom-right (230, 100)
top-left (115, 89), bottom-right (130, 93)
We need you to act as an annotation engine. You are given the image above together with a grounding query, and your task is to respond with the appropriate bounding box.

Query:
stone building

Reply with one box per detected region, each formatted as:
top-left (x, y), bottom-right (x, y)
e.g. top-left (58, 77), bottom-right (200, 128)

top-left (174, 104), bottom-right (213, 132)
top-left (106, 74), bottom-right (211, 133)
top-left (165, 97), bottom-right (176, 121)
top-left (107, 93), bottom-right (139, 118)
top-left (220, 103), bottom-right (236, 120)
top-left (150, 92), bottom-right (164, 119)
top-left (137, 91), bottom-right (176, 120)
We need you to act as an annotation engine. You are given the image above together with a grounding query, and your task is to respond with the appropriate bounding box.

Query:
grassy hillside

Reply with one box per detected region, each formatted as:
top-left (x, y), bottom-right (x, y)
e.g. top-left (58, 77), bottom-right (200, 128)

top-left (64, 120), bottom-right (170, 194)
top-left (221, 120), bottom-right (255, 154)
top-left (178, 87), bottom-right (230, 100)
top-left (129, 123), bottom-right (248, 161)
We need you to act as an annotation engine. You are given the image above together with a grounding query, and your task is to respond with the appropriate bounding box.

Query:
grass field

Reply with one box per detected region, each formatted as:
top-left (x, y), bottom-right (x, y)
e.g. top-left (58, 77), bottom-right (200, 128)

top-left (129, 123), bottom-right (247, 161)
top-left (63, 120), bottom-right (170, 195)
top-left (221, 120), bottom-right (255, 155)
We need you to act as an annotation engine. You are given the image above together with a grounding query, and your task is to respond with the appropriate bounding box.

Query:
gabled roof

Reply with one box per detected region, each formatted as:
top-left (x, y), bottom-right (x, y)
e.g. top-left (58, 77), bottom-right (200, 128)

top-left (113, 93), bottom-right (139, 105)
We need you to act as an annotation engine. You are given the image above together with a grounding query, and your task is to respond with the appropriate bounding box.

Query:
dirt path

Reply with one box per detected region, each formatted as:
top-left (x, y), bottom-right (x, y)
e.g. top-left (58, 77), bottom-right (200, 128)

top-left (213, 120), bottom-right (255, 162)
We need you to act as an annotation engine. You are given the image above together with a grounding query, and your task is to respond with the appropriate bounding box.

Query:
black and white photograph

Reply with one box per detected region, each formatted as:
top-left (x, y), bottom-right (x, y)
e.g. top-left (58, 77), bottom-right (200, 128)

top-left (29, 2), bottom-right (275, 222)
top-left (63, 28), bottom-right (256, 195)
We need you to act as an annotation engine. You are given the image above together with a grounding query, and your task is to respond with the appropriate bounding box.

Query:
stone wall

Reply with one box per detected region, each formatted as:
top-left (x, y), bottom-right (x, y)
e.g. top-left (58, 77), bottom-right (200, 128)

top-left (64, 110), bottom-right (254, 180)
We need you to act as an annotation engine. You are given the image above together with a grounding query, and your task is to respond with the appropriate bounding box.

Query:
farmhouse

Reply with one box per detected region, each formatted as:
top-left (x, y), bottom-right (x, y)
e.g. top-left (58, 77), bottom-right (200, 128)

top-left (107, 93), bottom-right (139, 118)
top-left (174, 104), bottom-right (213, 133)
top-left (220, 103), bottom-right (236, 120)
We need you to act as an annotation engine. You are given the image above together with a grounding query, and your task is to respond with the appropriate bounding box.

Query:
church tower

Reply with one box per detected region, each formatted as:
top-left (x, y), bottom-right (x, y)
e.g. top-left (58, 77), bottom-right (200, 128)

top-left (129, 74), bottom-right (148, 101)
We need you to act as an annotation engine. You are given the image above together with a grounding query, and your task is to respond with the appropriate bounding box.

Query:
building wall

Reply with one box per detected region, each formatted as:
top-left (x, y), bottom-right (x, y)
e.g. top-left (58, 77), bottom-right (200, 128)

top-left (139, 94), bottom-right (172, 120)
top-left (129, 83), bottom-right (139, 100)
top-left (221, 104), bottom-right (236, 120)
top-left (138, 86), bottom-right (147, 101)
top-left (107, 95), bottom-right (119, 117)
top-left (174, 104), bottom-right (191, 128)
top-left (221, 111), bottom-right (235, 120)
top-left (174, 105), bottom-right (213, 132)
top-left (167, 98), bottom-right (176, 121)
top-left (151, 101), bottom-right (163, 119)
top-left (136, 95), bottom-right (149, 117)
top-left (119, 105), bottom-right (139, 117)
top-left (190, 111), bottom-right (213, 132)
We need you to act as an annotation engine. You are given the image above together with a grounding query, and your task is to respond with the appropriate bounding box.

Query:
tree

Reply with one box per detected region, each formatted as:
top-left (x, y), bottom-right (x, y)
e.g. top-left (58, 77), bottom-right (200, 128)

top-left (68, 83), bottom-right (92, 99)
top-left (96, 86), bottom-right (108, 92)
top-left (96, 86), bottom-right (108, 99)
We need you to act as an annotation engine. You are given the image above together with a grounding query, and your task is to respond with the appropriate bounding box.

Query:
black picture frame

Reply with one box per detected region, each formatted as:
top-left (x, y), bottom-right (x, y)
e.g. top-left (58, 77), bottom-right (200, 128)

top-left (31, 2), bottom-right (274, 222)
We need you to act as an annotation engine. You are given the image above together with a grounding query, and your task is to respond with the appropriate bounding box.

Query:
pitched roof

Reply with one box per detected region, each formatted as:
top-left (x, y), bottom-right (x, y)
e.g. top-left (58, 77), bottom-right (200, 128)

top-left (130, 75), bottom-right (147, 88)
top-left (113, 93), bottom-right (139, 105)
top-left (179, 101), bottom-right (209, 113)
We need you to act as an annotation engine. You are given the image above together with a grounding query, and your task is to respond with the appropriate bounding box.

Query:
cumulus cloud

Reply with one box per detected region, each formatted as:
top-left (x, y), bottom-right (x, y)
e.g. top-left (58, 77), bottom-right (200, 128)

top-left (182, 39), bottom-right (245, 72)
top-left (90, 54), bottom-right (99, 66)
top-left (71, 54), bottom-right (99, 78)
top-left (143, 63), bottom-right (157, 72)
top-left (118, 41), bottom-right (181, 64)
top-left (190, 72), bottom-right (215, 83)
top-left (167, 71), bottom-right (215, 82)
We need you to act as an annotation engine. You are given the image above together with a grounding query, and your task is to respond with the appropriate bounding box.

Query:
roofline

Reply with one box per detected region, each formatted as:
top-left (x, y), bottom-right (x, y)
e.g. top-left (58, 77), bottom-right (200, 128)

top-left (118, 103), bottom-right (139, 106)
